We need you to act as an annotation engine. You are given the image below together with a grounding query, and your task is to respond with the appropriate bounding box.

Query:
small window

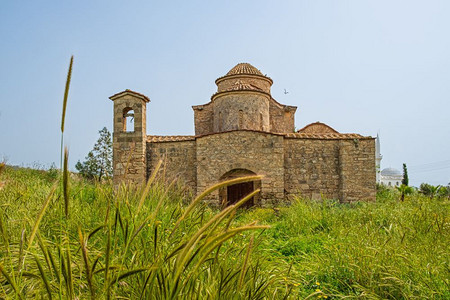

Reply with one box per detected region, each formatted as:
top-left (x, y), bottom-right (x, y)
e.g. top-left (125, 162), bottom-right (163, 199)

top-left (239, 110), bottom-right (244, 129)
top-left (123, 107), bottom-right (135, 132)
top-left (260, 113), bottom-right (263, 130)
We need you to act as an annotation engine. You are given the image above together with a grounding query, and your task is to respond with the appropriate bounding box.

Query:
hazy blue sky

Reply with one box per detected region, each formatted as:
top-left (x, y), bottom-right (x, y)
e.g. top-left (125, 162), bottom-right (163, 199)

top-left (1, 1), bottom-right (449, 187)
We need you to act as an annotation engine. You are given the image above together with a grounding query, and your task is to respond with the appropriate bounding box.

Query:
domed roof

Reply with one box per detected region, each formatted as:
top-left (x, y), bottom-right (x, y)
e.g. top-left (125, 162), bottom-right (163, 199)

top-left (226, 63), bottom-right (264, 76)
top-left (381, 167), bottom-right (402, 177)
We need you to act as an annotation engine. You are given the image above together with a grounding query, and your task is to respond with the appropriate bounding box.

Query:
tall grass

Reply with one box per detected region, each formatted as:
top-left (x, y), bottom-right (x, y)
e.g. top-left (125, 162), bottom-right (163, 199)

top-left (0, 167), bottom-right (291, 298)
top-left (1, 166), bottom-right (449, 298)
top-left (238, 192), bottom-right (450, 299)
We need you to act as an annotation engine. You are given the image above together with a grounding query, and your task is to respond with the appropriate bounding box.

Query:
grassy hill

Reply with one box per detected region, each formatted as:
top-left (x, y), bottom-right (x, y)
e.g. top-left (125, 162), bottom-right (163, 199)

top-left (0, 165), bottom-right (448, 299)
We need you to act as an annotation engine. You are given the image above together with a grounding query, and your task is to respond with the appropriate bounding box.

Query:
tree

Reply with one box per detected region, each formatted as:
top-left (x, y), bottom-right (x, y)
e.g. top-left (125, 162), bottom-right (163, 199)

top-left (76, 127), bottom-right (112, 180)
top-left (438, 186), bottom-right (449, 199)
top-left (396, 184), bottom-right (413, 202)
top-left (419, 183), bottom-right (441, 199)
top-left (402, 163), bottom-right (409, 186)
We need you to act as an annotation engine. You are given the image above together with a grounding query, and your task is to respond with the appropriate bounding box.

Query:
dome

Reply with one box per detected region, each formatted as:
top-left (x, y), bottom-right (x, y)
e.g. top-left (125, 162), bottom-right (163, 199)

top-left (215, 63), bottom-right (273, 94)
top-left (381, 167), bottom-right (402, 177)
top-left (226, 63), bottom-right (264, 76)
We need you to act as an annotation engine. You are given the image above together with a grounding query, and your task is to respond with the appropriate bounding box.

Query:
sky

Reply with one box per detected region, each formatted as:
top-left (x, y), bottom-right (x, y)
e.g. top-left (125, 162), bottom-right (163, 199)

top-left (0, 0), bottom-right (449, 187)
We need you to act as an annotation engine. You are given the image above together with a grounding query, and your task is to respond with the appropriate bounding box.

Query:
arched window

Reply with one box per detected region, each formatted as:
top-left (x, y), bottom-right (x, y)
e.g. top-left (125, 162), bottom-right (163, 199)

top-left (238, 110), bottom-right (244, 129)
top-left (123, 107), bottom-right (135, 132)
top-left (260, 113), bottom-right (263, 130)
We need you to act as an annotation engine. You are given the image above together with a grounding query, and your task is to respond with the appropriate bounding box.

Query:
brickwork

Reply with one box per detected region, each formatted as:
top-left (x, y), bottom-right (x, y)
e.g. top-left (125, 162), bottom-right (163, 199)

top-left (146, 140), bottom-right (197, 192)
top-left (216, 75), bottom-right (272, 94)
top-left (284, 139), bottom-right (340, 200)
top-left (269, 100), bottom-right (296, 133)
top-left (192, 103), bottom-right (213, 135)
top-left (110, 91), bottom-right (148, 185)
top-left (297, 122), bottom-right (338, 134)
top-left (196, 131), bottom-right (285, 206)
top-left (212, 92), bottom-right (270, 132)
top-left (338, 139), bottom-right (376, 202)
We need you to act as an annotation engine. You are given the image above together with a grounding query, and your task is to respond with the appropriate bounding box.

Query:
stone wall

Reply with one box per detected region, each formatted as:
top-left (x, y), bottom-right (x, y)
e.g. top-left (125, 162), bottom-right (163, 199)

top-left (284, 137), bottom-right (376, 202)
top-left (216, 75), bottom-right (272, 94)
top-left (212, 92), bottom-right (270, 132)
top-left (146, 140), bottom-right (197, 193)
top-left (111, 94), bottom-right (147, 185)
top-left (284, 139), bottom-right (341, 200)
top-left (338, 139), bottom-right (376, 202)
top-left (193, 103), bottom-right (214, 135)
top-left (269, 100), bottom-right (296, 133)
top-left (196, 131), bottom-right (285, 206)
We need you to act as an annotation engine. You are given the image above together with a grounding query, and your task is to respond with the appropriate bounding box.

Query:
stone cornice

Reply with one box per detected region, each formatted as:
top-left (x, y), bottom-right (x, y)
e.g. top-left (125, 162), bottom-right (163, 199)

top-left (211, 89), bottom-right (271, 101)
top-left (215, 73), bottom-right (273, 86)
top-left (109, 89), bottom-right (150, 103)
top-left (146, 129), bottom-right (374, 144)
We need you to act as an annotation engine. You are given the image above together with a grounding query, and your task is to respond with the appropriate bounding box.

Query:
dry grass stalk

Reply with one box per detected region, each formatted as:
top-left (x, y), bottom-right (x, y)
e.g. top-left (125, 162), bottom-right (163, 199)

top-left (238, 235), bottom-right (254, 289)
top-left (63, 147), bottom-right (69, 218)
top-left (137, 159), bottom-right (163, 215)
top-left (78, 228), bottom-right (94, 299)
top-left (60, 55), bottom-right (73, 134)
top-left (171, 175), bottom-right (263, 236)
top-left (28, 183), bottom-right (57, 250)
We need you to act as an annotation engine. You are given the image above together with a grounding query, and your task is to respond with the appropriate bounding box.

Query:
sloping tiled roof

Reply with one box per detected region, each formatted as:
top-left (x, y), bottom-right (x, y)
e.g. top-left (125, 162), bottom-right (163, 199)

top-left (285, 132), bottom-right (370, 140)
top-left (109, 89), bottom-right (150, 102)
top-left (147, 135), bottom-right (195, 143)
top-left (297, 122), bottom-right (339, 134)
top-left (225, 80), bottom-right (263, 92)
top-left (226, 63), bottom-right (264, 76)
top-left (211, 79), bottom-right (267, 99)
top-left (147, 131), bottom-right (371, 143)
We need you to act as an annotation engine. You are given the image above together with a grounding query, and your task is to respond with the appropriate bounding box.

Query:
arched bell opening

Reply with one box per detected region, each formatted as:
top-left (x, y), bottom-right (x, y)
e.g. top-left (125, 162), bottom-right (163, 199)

top-left (122, 107), bottom-right (135, 132)
top-left (219, 169), bottom-right (261, 208)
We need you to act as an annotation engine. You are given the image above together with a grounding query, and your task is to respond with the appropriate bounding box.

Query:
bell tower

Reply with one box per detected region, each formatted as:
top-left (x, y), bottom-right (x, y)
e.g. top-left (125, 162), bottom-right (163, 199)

top-left (109, 89), bottom-right (150, 185)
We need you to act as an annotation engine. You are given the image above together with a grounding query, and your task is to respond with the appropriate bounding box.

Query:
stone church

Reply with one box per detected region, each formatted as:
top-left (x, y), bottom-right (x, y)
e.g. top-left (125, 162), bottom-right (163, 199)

top-left (109, 63), bottom-right (376, 205)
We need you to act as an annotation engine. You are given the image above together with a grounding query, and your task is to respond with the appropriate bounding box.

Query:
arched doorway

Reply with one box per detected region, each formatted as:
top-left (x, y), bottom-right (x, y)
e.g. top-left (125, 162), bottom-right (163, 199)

top-left (219, 169), bottom-right (260, 208)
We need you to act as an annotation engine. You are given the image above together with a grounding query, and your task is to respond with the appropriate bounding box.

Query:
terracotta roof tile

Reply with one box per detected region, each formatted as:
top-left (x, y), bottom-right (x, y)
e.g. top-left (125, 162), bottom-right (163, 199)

top-left (285, 132), bottom-right (371, 140)
top-left (147, 131), bottom-right (372, 143)
top-left (226, 63), bottom-right (264, 76)
top-left (297, 122), bottom-right (339, 134)
top-left (211, 80), bottom-right (268, 99)
top-left (147, 135), bottom-right (195, 143)
top-left (109, 89), bottom-right (150, 102)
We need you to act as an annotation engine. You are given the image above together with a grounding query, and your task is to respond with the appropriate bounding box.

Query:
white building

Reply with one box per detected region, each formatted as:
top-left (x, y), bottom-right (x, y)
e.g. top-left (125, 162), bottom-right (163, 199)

top-left (380, 167), bottom-right (403, 187)
top-left (376, 134), bottom-right (403, 187)
top-left (375, 134), bottom-right (382, 183)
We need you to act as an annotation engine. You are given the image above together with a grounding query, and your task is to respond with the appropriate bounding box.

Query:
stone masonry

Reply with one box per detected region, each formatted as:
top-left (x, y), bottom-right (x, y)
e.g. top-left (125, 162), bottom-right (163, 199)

top-left (110, 63), bottom-right (376, 205)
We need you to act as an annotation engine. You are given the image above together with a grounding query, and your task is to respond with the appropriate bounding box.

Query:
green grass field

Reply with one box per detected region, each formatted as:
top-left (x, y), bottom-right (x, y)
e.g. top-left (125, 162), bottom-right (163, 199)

top-left (0, 165), bottom-right (448, 299)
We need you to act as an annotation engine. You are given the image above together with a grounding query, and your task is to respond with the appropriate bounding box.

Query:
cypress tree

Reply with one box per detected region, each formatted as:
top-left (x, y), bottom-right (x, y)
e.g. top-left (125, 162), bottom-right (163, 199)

top-left (402, 163), bottom-right (409, 186)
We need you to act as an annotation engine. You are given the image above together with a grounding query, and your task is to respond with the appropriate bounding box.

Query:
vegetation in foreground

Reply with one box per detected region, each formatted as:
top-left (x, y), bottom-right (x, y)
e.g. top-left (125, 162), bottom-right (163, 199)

top-left (0, 166), bottom-right (449, 299)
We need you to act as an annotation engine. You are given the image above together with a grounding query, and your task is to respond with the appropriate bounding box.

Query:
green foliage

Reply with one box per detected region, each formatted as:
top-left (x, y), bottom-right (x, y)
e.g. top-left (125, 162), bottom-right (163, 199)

top-left (76, 127), bottom-right (112, 180)
top-left (438, 185), bottom-right (449, 198)
top-left (1, 167), bottom-right (449, 298)
top-left (402, 163), bottom-right (409, 186)
top-left (419, 183), bottom-right (442, 199)
top-left (0, 167), bottom-right (290, 299)
top-left (395, 184), bottom-right (413, 202)
top-left (236, 189), bottom-right (450, 299)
